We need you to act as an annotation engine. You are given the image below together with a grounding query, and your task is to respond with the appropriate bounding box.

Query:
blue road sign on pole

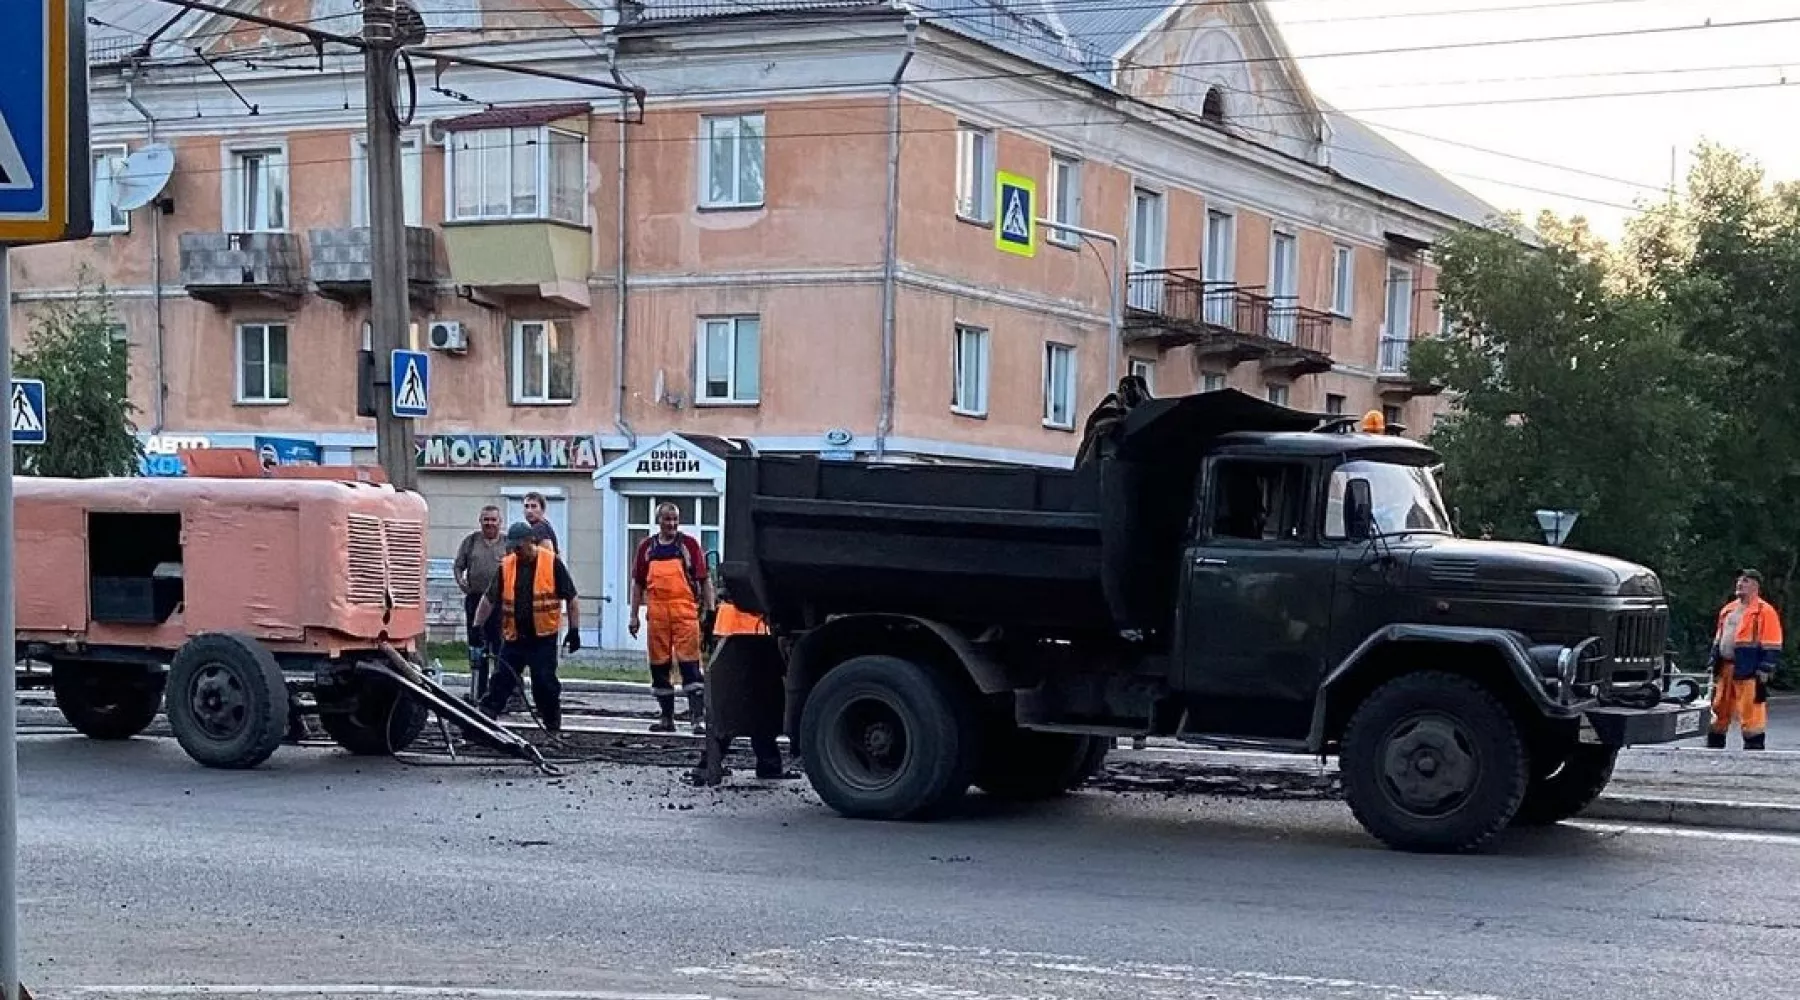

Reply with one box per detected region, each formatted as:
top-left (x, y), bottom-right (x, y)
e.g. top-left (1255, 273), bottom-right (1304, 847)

top-left (391, 349), bottom-right (430, 419)
top-left (0, 0), bottom-right (91, 246)
top-left (9, 380), bottom-right (44, 446)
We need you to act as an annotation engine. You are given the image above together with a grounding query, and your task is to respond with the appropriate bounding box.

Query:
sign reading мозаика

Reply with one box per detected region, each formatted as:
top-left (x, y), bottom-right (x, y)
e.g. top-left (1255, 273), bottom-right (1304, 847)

top-left (415, 434), bottom-right (601, 471)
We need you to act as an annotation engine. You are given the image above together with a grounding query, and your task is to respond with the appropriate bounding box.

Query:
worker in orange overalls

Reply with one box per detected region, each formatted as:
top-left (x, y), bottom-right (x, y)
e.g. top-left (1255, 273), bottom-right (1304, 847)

top-left (1707, 568), bottom-right (1783, 750)
top-left (628, 502), bottom-right (714, 734)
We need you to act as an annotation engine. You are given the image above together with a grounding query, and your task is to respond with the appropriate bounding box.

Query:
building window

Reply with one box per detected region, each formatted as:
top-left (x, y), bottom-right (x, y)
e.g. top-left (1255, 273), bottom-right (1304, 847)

top-left (1384, 404), bottom-right (1404, 428)
top-left (1439, 296), bottom-right (1456, 337)
top-left (352, 134), bottom-right (424, 226)
top-left (700, 113), bottom-right (766, 209)
top-left (1048, 154), bottom-right (1081, 246)
top-left (955, 125), bottom-right (994, 222)
top-left (236, 323), bottom-right (289, 404)
top-left (91, 145), bottom-right (129, 234)
top-left (1127, 188), bottom-right (1166, 311)
top-left (952, 324), bottom-right (990, 416)
top-left (449, 127), bottom-right (586, 225)
top-left (1202, 87), bottom-right (1226, 124)
top-left (1269, 230), bottom-right (1299, 341)
top-left (1203, 209), bottom-right (1236, 325)
top-left (1381, 262), bottom-right (1416, 373)
top-left (511, 319), bottom-right (575, 404)
top-left (1331, 245), bottom-right (1354, 317)
top-left (697, 315), bottom-right (761, 405)
top-left (228, 147), bottom-right (287, 232)
top-left (1202, 373), bottom-right (1226, 392)
top-left (1266, 384), bottom-right (1290, 407)
top-left (1128, 357), bottom-right (1155, 393)
top-left (1043, 343), bottom-right (1077, 429)
top-left (1325, 393), bottom-right (1346, 416)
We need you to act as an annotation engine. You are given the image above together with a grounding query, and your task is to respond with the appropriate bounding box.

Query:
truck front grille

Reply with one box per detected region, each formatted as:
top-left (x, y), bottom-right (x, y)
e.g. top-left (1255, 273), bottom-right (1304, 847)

top-left (346, 513), bottom-right (426, 609)
top-left (1609, 610), bottom-right (1668, 684)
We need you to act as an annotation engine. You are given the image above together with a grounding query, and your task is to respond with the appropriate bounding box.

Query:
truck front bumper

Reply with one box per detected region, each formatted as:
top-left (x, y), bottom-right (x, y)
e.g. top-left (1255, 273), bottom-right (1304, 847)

top-left (1582, 701), bottom-right (1710, 747)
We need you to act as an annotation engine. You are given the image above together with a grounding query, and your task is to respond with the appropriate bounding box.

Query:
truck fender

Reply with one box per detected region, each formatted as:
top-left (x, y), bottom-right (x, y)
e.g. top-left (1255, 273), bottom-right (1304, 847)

top-left (1306, 624), bottom-right (1565, 753)
top-left (785, 614), bottom-right (1009, 737)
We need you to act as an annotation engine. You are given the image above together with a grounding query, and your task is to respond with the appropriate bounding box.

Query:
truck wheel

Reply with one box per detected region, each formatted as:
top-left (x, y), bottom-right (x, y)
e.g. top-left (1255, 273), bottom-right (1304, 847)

top-left (1071, 737), bottom-right (1111, 789)
top-left (50, 661), bottom-right (165, 740)
top-left (1512, 744), bottom-right (1617, 826)
top-left (975, 728), bottom-right (1099, 801)
top-left (800, 655), bottom-right (979, 820)
top-left (318, 676), bottom-right (428, 755)
top-left (166, 633), bottom-right (291, 770)
top-left (1340, 671), bottom-right (1529, 853)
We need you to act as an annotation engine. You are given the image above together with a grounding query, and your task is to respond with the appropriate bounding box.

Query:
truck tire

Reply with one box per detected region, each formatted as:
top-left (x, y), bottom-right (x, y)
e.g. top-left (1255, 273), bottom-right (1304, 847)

top-left (50, 661), bottom-right (165, 740)
top-left (1340, 671), bottom-right (1530, 853)
top-left (318, 676), bottom-right (428, 755)
top-left (800, 654), bottom-right (979, 820)
top-left (166, 633), bottom-right (291, 770)
top-left (1071, 737), bottom-right (1111, 789)
top-left (975, 728), bottom-right (1100, 801)
top-left (1512, 744), bottom-right (1617, 826)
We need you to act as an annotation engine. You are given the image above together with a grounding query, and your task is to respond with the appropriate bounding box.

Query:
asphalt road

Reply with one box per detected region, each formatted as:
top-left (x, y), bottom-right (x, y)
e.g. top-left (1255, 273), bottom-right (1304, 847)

top-left (20, 734), bottom-right (1800, 1000)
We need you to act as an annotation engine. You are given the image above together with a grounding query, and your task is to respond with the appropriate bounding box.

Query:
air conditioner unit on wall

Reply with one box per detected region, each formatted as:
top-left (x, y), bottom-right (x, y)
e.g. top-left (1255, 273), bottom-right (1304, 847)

top-left (428, 320), bottom-right (468, 354)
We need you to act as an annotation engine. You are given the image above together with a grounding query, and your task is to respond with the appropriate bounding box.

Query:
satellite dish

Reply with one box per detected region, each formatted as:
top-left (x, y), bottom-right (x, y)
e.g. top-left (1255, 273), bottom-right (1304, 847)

top-left (112, 143), bottom-right (175, 212)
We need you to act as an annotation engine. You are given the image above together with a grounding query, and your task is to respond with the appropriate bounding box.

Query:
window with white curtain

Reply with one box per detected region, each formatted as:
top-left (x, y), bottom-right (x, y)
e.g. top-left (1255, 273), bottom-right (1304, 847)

top-left (952, 324), bottom-right (990, 416)
top-left (1043, 343), bottom-right (1077, 428)
top-left (700, 114), bottom-right (766, 208)
top-left (511, 319), bottom-right (575, 404)
top-left (91, 145), bottom-right (129, 233)
top-left (228, 147), bottom-right (287, 232)
top-left (351, 134), bottom-right (423, 226)
top-left (955, 125), bottom-right (994, 222)
top-left (236, 323), bottom-right (290, 403)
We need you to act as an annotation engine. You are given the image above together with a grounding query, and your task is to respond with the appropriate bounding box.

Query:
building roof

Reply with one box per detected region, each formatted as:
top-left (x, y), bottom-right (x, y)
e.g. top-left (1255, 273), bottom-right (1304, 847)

top-left (438, 102), bottom-right (594, 132)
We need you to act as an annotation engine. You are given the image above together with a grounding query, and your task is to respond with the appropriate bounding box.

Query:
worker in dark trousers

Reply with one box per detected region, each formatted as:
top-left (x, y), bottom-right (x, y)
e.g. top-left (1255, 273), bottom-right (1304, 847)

top-left (473, 522), bottom-right (581, 745)
top-left (453, 505), bottom-right (506, 702)
top-left (709, 592), bottom-right (793, 779)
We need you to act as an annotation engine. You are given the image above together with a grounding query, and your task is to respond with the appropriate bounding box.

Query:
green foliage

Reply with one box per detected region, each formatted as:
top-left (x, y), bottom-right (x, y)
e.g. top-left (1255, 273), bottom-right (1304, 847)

top-left (12, 279), bottom-right (140, 478)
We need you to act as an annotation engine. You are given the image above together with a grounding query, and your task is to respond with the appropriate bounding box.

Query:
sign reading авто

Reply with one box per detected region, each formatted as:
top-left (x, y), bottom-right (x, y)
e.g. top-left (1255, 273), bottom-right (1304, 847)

top-left (416, 434), bottom-right (600, 471)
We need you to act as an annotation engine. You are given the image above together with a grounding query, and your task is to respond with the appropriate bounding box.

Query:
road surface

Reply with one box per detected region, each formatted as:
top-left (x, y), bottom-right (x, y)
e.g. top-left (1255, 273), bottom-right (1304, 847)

top-left (20, 733), bottom-right (1800, 1000)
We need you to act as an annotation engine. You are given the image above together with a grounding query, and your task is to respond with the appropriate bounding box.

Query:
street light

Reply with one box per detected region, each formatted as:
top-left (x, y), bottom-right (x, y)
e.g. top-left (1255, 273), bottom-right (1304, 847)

top-left (1037, 218), bottom-right (1124, 389)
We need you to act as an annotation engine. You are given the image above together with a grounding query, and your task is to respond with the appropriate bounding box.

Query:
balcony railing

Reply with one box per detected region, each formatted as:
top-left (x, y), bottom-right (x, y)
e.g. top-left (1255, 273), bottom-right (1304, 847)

top-left (1379, 335), bottom-right (1412, 375)
top-left (179, 231), bottom-right (305, 304)
top-left (1378, 334), bottom-right (1445, 397)
top-left (1125, 269), bottom-right (1333, 372)
top-left (309, 226), bottom-right (439, 302)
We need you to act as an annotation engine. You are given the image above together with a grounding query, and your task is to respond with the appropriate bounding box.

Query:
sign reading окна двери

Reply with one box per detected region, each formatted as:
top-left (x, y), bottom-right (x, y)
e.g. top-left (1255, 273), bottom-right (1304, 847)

top-left (415, 434), bottom-right (601, 471)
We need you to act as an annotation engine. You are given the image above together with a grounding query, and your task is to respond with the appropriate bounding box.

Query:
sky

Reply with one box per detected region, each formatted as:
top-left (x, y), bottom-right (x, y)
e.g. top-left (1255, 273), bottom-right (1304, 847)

top-left (1264, 0), bottom-right (1800, 240)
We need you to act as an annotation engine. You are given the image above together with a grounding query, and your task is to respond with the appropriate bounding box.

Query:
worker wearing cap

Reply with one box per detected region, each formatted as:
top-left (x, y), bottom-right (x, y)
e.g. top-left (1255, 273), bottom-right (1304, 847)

top-left (1708, 568), bottom-right (1783, 751)
top-left (473, 522), bottom-right (581, 742)
top-left (629, 502), bottom-right (715, 734)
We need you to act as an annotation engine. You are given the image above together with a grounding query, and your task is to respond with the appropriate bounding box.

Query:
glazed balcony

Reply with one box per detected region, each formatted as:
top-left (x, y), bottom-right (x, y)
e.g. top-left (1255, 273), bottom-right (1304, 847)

top-left (1123, 269), bottom-right (1334, 375)
top-left (178, 232), bottom-right (305, 306)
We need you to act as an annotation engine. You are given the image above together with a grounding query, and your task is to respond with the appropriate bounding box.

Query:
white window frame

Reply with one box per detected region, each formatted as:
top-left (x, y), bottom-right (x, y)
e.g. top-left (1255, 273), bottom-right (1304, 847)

top-left (1438, 295), bottom-right (1455, 337)
top-left (695, 315), bottom-right (762, 406)
top-left (1042, 342), bottom-right (1077, 430)
top-left (1331, 244), bottom-right (1355, 317)
top-left (955, 124), bottom-right (995, 223)
top-left (91, 143), bottom-right (129, 234)
top-left (1268, 228), bottom-right (1300, 341)
top-left (510, 319), bottom-right (575, 405)
top-left (351, 131), bottom-right (424, 227)
top-left (1266, 383), bottom-right (1290, 407)
top-left (952, 323), bottom-right (990, 417)
top-left (1128, 357), bottom-right (1155, 393)
top-left (222, 141), bottom-right (289, 233)
top-left (235, 322), bottom-right (290, 405)
top-left (1203, 208), bottom-right (1237, 326)
top-left (446, 125), bottom-right (587, 225)
top-left (1127, 187), bottom-right (1167, 311)
top-left (1384, 262), bottom-right (1416, 341)
top-left (1047, 153), bottom-right (1082, 247)
top-left (698, 113), bottom-right (766, 209)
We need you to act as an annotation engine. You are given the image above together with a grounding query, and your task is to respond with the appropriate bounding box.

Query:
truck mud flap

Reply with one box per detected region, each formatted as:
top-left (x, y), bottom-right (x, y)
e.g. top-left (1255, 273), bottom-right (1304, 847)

top-left (693, 634), bottom-right (786, 787)
top-left (366, 642), bottom-right (563, 776)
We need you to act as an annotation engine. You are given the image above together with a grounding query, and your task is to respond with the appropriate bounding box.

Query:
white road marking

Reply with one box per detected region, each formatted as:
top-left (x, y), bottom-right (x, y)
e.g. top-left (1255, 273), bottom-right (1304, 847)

top-left (53, 987), bottom-right (720, 999)
top-left (1568, 820), bottom-right (1800, 846)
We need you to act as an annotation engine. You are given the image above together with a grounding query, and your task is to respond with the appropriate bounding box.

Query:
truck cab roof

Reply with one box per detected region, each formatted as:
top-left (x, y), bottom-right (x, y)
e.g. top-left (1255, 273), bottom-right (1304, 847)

top-left (1212, 430), bottom-right (1441, 464)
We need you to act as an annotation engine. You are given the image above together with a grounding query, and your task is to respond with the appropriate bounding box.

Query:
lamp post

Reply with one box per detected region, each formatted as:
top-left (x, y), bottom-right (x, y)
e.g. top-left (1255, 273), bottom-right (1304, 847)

top-left (1038, 219), bottom-right (1124, 389)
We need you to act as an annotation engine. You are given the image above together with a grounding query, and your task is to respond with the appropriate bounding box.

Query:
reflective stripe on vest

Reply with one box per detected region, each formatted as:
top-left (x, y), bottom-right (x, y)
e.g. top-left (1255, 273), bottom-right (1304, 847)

top-left (499, 547), bottom-right (561, 642)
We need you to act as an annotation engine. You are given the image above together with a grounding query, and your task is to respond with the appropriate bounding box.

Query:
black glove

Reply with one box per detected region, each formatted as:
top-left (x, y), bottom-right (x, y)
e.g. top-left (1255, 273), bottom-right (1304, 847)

top-left (1755, 678), bottom-right (1770, 704)
top-left (563, 631), bottom-right (581, 654)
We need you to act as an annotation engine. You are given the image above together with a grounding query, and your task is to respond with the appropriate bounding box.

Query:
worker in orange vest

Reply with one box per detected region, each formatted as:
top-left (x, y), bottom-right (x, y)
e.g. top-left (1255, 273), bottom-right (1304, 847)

top-left (704, 584), bottom-right (793, 780)
top-left (1708, 568), bottom-right (1783, 750)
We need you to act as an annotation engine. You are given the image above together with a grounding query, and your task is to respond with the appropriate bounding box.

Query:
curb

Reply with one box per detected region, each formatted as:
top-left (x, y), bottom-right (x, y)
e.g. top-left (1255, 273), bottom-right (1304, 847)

top-left (438, 672), bottom-right (649, 697)
top-left (1584, 794), bottom-right (1800, 834)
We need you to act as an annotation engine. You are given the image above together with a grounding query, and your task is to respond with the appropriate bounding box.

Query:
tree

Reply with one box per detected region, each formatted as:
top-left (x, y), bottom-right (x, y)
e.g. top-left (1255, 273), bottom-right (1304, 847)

top-left (12, 280), bottom-right (140, 478)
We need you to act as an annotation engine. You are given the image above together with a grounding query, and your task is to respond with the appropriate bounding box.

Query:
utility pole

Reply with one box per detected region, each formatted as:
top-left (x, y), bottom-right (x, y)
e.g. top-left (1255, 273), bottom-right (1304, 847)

top-left (362, 0), bottom-right (417, 491)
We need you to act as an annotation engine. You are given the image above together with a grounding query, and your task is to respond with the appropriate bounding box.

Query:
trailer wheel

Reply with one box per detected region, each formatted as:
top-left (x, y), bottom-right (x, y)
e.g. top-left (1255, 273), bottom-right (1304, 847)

top-left (50, 661), bottom-right (165, 740)
top-left (800, 655), bottom-right (978, 820)
top-left (1511, 743), bottom-right (1617, 826)
top-left (318, 676), bottom-right (428, 755)
top-left (166, 633), bottom-right (291, 770)
top-left (1340, 671), bottom-right (1529, 853)
top-left (975, 728), bottom-right (1101, 801)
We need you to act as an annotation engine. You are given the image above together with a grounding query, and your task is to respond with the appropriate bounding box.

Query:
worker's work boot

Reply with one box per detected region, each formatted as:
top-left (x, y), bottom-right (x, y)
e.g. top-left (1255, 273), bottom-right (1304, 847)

top-left (651, 694), bottom-right (677, 733)
top-left (1706, 731), bottom-right (1728, 749)
top-left (687, 689), bottom-right (707, 735)
top-left (1745, 732), bottom-right (1768, 751)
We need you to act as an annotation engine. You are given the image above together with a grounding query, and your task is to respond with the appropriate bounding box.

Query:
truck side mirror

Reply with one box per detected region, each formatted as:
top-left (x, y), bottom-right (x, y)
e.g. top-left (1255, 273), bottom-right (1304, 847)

top-left (1345, 478), bottom-right (1375, 541)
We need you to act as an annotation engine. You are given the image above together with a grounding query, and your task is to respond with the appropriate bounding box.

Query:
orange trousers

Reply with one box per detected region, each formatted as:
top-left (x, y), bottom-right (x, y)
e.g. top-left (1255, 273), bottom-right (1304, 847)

top-left (1711, 669), bottom-right (1768, 736)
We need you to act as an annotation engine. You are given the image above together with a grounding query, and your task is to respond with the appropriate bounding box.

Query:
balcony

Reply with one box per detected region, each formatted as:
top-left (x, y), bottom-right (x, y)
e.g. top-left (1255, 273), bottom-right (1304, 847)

top-left (1123, 269), bottom-right (1333, 375)
top-left (308, 227), bottom-right (439, 305)
top-left (440, 220), bottom-right (592, 310)
top-left (1378, 336), bottom-right (1445, 399)
top-left (178, 232), bottom-right (305, 306)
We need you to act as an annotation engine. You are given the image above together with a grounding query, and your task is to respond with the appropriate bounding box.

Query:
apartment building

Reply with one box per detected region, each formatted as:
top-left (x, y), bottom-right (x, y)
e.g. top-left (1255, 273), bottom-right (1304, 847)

top-left (12, 0), bottom-right (1496, 650)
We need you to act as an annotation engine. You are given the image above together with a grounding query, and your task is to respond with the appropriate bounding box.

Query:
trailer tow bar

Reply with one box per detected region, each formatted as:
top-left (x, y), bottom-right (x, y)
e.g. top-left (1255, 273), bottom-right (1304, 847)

top-left (367, 642), bottom-right (565, 777)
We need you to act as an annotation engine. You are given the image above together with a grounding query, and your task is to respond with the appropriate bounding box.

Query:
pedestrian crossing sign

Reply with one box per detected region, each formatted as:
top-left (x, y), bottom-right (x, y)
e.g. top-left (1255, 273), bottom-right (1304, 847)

top-left (994, 171), bottom-right (1037, 258)
top-left (390, 349), bottom-right (430, 419)
top-left (11, 378), bottom-right (45, 445)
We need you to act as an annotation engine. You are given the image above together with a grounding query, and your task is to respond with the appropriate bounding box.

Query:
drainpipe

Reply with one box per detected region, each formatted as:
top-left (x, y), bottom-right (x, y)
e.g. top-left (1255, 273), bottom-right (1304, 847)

top-left (124, 69), bottom-right (167, 435)
top-left (873, 16), bottom-right (918, 461)
top-left (608, 45), bottom-right (636, 449)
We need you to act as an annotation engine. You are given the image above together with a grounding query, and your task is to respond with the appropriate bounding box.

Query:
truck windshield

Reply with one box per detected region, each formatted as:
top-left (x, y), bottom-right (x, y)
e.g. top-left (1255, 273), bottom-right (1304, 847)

top-left (1325, 460), bottom-right (1453, 538)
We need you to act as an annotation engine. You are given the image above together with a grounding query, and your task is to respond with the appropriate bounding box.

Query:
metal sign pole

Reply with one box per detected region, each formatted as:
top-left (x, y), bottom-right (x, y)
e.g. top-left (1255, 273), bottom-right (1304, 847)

top-left (0, 244), bottom-right (20, 1000)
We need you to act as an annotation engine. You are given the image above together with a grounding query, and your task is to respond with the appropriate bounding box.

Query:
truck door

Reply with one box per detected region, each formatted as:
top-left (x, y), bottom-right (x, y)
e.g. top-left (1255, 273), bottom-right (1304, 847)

top-left (1176, 457), bottom-right (1337, 739)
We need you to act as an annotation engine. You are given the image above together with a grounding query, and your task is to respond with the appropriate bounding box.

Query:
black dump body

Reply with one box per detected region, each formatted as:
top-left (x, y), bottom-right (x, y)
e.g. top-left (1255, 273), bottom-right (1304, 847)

top-left (721, 382), bottom-right (1322, 639)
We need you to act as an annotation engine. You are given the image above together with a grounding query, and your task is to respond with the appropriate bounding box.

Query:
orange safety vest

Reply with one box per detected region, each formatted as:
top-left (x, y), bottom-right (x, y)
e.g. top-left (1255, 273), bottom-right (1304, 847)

top-left (713, 601), bottom-right (768, 637)
top-left (1716, 596), bottom-right (1783, 680)
top-left (498, 546), bottom-right (561, 642)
